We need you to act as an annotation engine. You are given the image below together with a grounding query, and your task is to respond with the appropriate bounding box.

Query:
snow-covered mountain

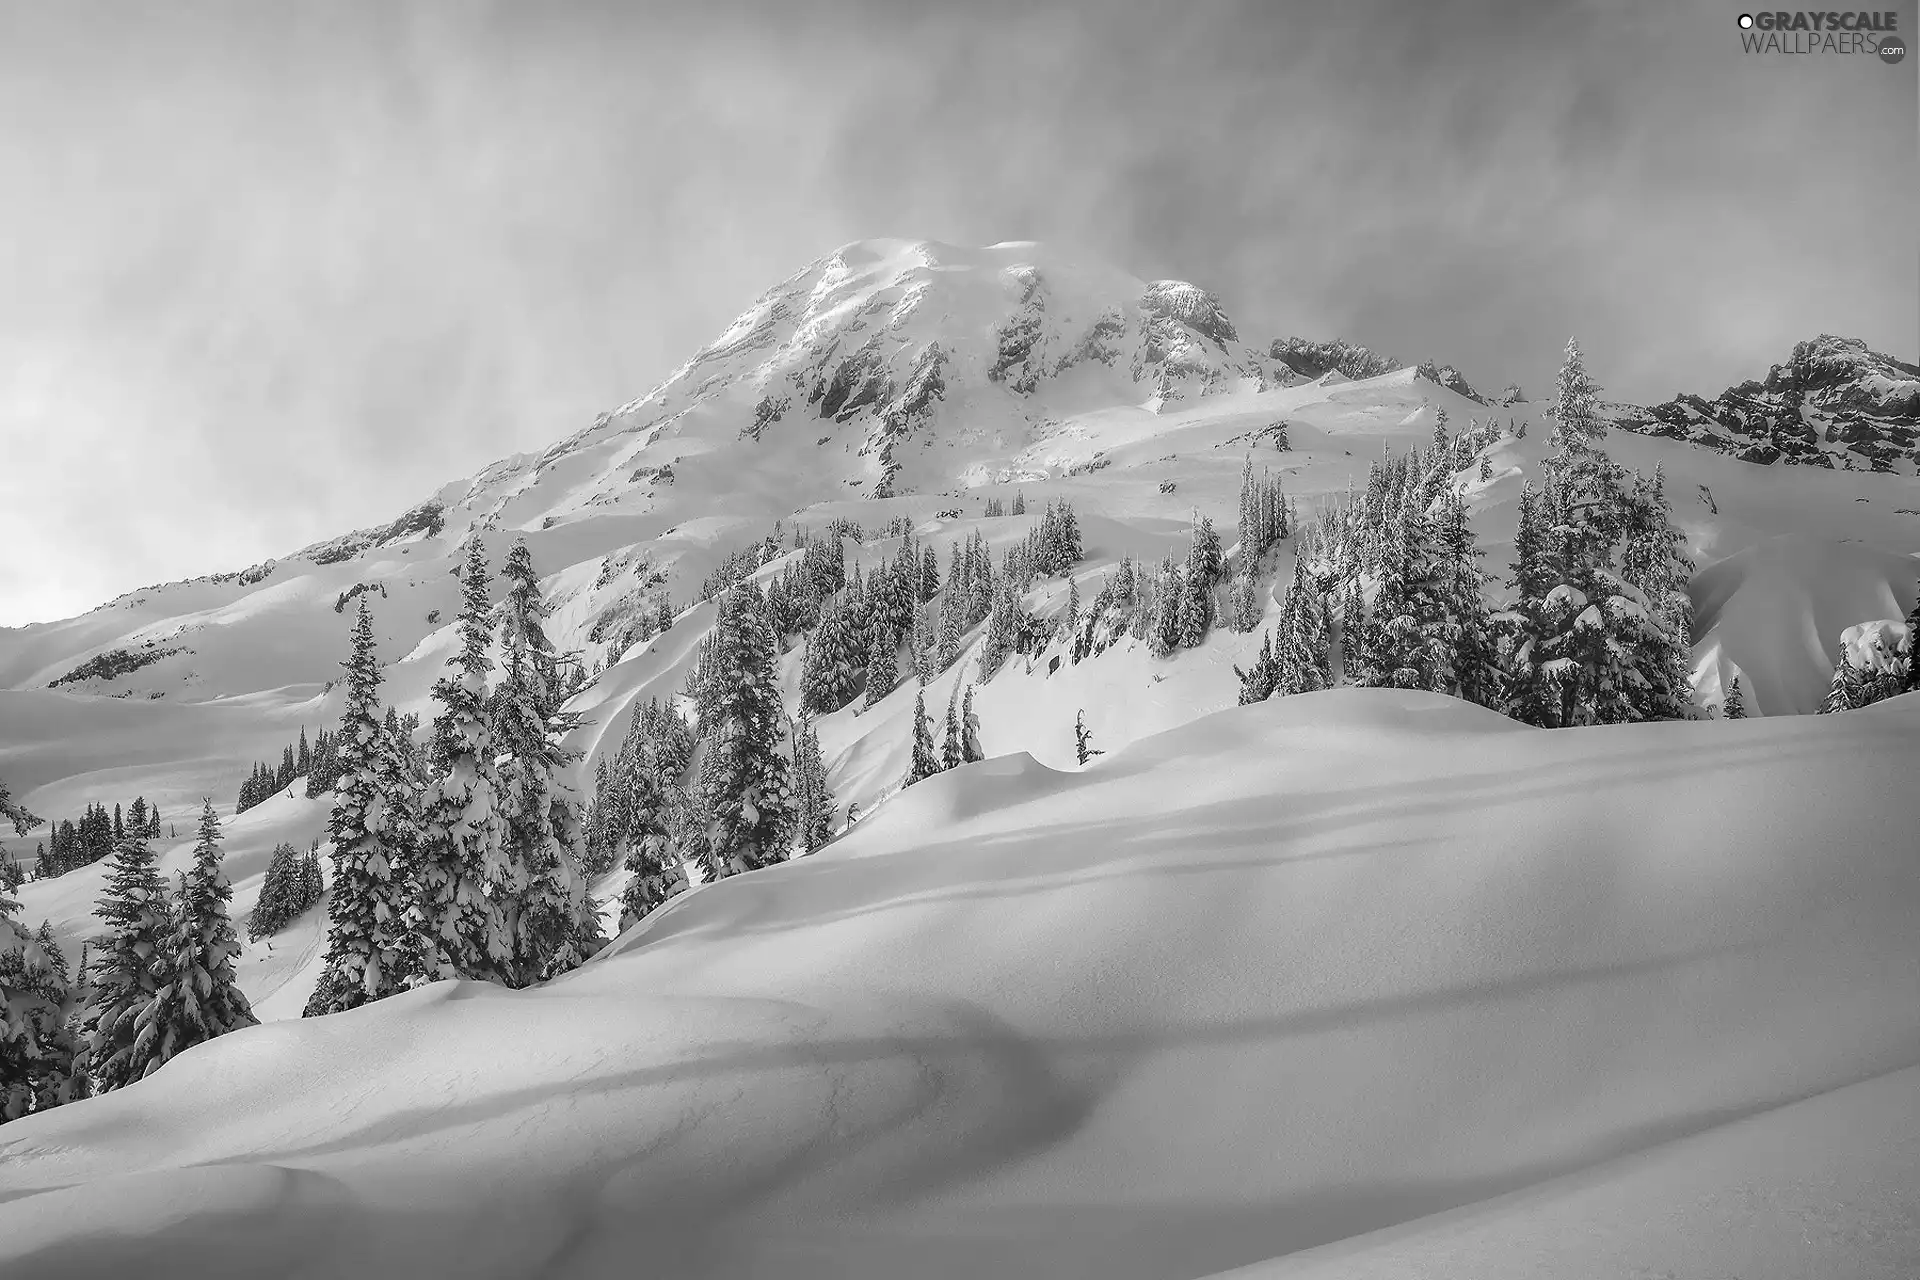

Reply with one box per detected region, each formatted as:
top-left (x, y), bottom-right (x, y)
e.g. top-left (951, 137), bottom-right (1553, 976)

top-left (2, 236), bottom-right (1919, 1279)
top-left (1608, 334), bottom-right (1920, 474)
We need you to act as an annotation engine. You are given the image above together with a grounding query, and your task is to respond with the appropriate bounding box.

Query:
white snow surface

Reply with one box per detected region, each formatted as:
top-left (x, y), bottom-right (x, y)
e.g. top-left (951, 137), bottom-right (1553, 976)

top-left (3, 689), bottom-right (1919, 1278)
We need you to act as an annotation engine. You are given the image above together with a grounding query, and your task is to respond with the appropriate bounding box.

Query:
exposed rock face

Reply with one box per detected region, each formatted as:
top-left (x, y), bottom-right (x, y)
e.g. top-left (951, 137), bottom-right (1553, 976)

top-left (1415, 360), bottom-right (1484, 404)
top-left (1267, 336), bottom-right (1398, 382)
top-left (1610, 336), bottom-right (1920, 473)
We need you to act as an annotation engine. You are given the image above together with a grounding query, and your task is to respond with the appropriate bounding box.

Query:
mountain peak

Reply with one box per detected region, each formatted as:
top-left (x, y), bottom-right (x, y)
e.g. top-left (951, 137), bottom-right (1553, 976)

top-left (1613, 334), bottom-right (1919, 473)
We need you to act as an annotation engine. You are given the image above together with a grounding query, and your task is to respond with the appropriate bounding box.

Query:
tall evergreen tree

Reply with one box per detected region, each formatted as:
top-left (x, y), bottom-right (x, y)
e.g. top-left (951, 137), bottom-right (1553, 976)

top-left (791, 716), bottom-right (836, 855)
top-left (941, 682), bottom-right (965, 770)
top-left (409, 536), bottom-right (507, 984)
top-left (139, 802), bottom-right (256, 1073)
top-left (905, 691), bottom-right (942, 787)
top-left (1, 897), bottom-right (75, 1122)
top-left (247, 841), bottom-right (304, 941)
top-left (304, 601), bottom-right (421, 1017)
top-left (863, 625), bottom-right (898, 709)
top-left (801, 594), bottom-right (864, 715)
top-left (614, 746), bottom-right (688, 931)
top-left (491, 539), bottom-right (601, 987)
top-left (1235, 629), bottom-right (1282, 704)
top-left (694, 584), bottom-right (796, 879)
top-left (960, 684), bottom-right (986, 763)
top-left (76, 833), bottom-right (173, 1091)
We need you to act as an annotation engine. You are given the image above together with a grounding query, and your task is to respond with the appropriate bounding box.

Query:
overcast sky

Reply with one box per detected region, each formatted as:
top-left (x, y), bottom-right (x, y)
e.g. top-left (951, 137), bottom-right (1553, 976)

top-left (1, 0), bottom-right (1913, 626)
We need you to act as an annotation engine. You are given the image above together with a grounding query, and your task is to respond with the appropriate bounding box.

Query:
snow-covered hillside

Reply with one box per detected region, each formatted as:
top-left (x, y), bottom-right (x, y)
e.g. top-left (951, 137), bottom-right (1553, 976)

top-left (4, 689), bottom-right (1918, 1279)
top-left (3, 240), bottom-right (1917, 1012)
top-left (2, 238), bottom-right (1918, 1276)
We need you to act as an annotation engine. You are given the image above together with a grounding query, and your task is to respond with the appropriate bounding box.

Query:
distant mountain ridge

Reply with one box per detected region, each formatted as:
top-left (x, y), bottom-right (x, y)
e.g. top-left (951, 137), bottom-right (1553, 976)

top-left (1606, 335), bottom-right (1920, 474)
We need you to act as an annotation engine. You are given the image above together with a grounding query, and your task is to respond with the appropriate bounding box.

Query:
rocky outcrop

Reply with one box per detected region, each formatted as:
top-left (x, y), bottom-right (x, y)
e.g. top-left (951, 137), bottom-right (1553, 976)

top-left (1612, 336), bottom-right (1919, 473)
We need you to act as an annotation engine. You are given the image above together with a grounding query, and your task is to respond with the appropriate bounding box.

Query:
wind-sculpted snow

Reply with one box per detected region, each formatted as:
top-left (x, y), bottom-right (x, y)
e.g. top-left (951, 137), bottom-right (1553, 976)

top-left (3, 688), bottom-right (1917, 1278)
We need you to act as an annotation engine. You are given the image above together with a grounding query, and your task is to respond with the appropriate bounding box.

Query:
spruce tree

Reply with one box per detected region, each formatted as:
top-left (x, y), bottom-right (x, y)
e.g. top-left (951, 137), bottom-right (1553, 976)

top-left (1724, 675), bottom-right (1746, 719)
top-left (492, 539), bottom-right (601, 987)
top-left (76, 833), bottom-right (173, 1091)
top-left (960, 684), bottom-right (986, 763)
top-left (1, 895), bottom-right (76, 1122)
top-left (409, 536), bottom-right (507, 984)
top-left (942, 683), bottom-right (965, 770)
top-left (1235, 630), bottom-right (1281, 705)
top-left (304, 601), bottom-right (421, 1017)
top-left (905, 691), bottom-right (942, 787)
top-left (791, 716), bottom-right (837, 855)
top-left (247, 841), bottom-right (302, 941)
top-left (139, 802), bottom-right (256, 1073)
top-left (1011, 490), bottom-right (1026, 516)
top-left (863, 625), bottom-right (898, 709)
top-left (615, 748), bottom-right (688, 931)
top-left (801, 594), bottom-right (864, 715)
top-left (694, 584), bottom-right (796, 879)
top-left (1278, 557), bottom-right (1333, 695)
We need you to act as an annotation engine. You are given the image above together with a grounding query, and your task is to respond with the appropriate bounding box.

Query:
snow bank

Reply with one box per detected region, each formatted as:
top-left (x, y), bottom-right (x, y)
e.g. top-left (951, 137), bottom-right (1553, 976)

top-left (3, 690), bottom-right (1916, 1279)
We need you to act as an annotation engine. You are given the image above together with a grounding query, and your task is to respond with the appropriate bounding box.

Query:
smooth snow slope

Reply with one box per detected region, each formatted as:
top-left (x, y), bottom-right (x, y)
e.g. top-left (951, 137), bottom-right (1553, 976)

top-left (4, 689), bottom-right (1916, 1280)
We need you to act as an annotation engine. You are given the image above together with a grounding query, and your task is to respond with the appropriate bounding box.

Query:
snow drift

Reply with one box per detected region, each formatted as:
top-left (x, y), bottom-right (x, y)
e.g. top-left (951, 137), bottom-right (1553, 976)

top-left (3, 689), bottom-right (1917, 1279)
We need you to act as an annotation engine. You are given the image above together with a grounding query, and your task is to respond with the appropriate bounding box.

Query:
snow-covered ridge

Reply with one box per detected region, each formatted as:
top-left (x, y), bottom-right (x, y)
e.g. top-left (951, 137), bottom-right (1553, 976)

top-left (1609, 334), bottom-right (1920, 474)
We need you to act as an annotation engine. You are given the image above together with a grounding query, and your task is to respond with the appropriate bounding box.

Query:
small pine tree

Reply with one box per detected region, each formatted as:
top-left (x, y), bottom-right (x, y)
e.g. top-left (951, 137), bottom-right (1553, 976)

top-left (1072, 710), bottom-right (1103, 766)
top-left (1724, 675), bottom-right (1746, 719)
top-left (905, 691), bottom-right (942, 787)
top-left (1478, 454), bottom-right (1492, 483)
top-left (960, 684), bottom-right (986, 763)
top-left (863, 625), bottom-right (898, 709)
top-left (941, 683), bottom-right (964, 770)
top-left (1011, 490), bottom-right (1026, 516)
top-left (791, 717), bottom-right (837, 855)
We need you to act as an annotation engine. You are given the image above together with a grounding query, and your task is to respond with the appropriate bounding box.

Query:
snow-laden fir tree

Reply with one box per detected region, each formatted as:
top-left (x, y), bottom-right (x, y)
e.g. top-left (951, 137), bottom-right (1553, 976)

top-left (137, 801), bottom-right (256, 1074)
top-left (802, 593), bottom-right (865, 715)
top-left (491, 538), bottom-right (602, 988)
top-left (305, 601), bottom-right (424, 1016)
top-left (941, 683), bottom-right (965, 770)
top-left (0, 903), bottom-right (76, 1122)
top-left (247, 842), bottom-right (305, 941)
top-left (1723, 675), bottom-right (1746, 719)
top-left (1278, 555), bottom-right (1334, 695)
top-left (614, 747), bottom-right (688, 931)
top-left (2, 783), bottom-right (77, 1122)
top-left (1235, 629), bottom-right (1282, 705)
top-left (76, 833), bottom-right (173, 1090)
top-left (1062, 575), bottom-right (1081, 649)
top-left (905, 691), bottom-right (942, 787)
top-left (960, 684), bottom-right (986, 763)
top-left (694, 583), bottom-right (796, 879)
top-left (1429, 487), bottom-right (1501, 708)
top-left (1431, 404), bottom-right (1449, 451)
top-left (1011, 490), bottom-right (1026, 516)
top-left (791, 716), bottom-right (836, 855)
top-left (863, 624), bottom-right (899, 709)
top-left (408, 536), bottom-right (507, 983)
